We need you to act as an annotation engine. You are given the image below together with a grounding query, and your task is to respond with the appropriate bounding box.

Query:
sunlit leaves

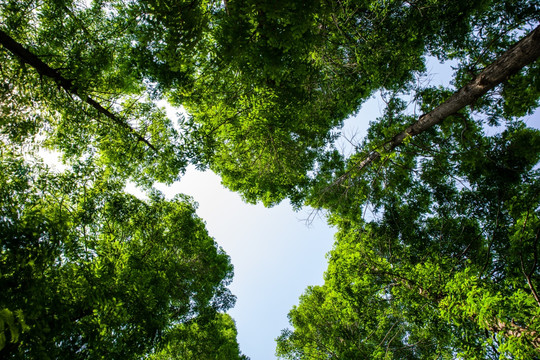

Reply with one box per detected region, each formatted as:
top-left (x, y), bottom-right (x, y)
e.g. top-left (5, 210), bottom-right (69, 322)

top-left (149, 312), bottom-right (249, 360)
top-left (278, 77), bottom-right (540, 358)
top-left (0, 0), bottom-right (193, 185)
top-left (0, 153), bottom-right (235, 359)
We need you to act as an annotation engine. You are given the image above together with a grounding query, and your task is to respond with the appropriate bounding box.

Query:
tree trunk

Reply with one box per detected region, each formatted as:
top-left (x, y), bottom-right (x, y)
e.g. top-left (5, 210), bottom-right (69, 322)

top-left (357, 23), bottom-right (540, 171)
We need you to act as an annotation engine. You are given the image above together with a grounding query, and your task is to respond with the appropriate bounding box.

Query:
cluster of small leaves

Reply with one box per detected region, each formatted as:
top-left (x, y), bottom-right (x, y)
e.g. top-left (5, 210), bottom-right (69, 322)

top-left (0, 309), bottom-right (28, 351)
top-left (149, 311), bottom-right (249, 360)
top-left (0, 152), bottom-right (238, 359)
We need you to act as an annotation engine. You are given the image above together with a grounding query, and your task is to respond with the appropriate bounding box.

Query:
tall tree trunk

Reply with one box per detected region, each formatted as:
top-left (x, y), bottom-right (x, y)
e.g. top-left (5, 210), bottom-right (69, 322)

top-left (0, 29), bottom-right (156, 151)
top-left (356, 24), bottom-right (540, 171)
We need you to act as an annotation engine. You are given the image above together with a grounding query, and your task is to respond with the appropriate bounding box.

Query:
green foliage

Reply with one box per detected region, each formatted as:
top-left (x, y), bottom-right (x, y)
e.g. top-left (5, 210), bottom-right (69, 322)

top-left (167, 0), bottom-right (539, 206)
top-left (0, 0), bottom-right (190, 186)
top-left (278, 112), bottom-right (540, 358)
top-left (0, 309), bottom-right (28, 351)
top-left (2, 0), bottom-right (538, 198)
top-left (149, 311), bottom-right (249, 360)
top-left (2, 1), bottom-right (540, 359)
top-left (0, 152), bottom-right (236, 359)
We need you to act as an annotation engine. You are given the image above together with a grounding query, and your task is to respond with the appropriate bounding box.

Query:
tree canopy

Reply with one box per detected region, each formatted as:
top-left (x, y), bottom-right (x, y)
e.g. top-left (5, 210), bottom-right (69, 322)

top-left (276, 120), bottom-right (540, 358)
top-left (1, 0), bottom-right (540, 358)
top-left (174, 0), bottom-right (540, 207)
top-left (0, 151), bottom-right (245, 358)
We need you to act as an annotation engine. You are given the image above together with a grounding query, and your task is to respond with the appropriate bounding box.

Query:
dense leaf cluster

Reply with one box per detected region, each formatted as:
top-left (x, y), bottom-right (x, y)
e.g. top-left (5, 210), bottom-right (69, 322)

top-left (0, 152), bottom-right (242, 359)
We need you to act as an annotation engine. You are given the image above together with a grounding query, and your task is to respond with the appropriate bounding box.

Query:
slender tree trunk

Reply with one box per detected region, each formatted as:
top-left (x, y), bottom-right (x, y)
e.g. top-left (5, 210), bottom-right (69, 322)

top-left (0, 29), bottom-right (156, 151)
top-left (357, 24), bottom-right (540, 171)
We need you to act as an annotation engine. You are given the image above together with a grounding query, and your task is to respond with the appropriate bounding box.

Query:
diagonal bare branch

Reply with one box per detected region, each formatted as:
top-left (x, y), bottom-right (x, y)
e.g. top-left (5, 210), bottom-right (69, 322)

top-left (0, 29), bottom-right (157, 151)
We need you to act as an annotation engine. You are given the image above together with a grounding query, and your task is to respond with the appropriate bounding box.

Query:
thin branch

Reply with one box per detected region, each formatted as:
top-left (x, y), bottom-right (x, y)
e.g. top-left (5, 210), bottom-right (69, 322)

top-left (0, 29), bottom-right (157, 151)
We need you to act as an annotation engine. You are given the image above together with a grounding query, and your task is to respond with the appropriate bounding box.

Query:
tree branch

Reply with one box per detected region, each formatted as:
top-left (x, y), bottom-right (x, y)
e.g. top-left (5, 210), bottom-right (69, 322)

top-left (487, 318), bottom-right (540, 349)
top-left (357, 24), bottom-right (540, 171)
top-left (0, 29), bottom-right (157, 151)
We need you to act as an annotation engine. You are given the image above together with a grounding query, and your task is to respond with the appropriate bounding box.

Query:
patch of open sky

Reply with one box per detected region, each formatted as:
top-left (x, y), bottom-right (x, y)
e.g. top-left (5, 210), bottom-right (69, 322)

top-left (144, 168), bottom-right (335, 360)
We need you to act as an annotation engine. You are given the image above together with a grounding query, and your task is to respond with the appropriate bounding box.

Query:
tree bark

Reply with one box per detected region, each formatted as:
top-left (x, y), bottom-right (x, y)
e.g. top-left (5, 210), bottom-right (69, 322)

top-left (357, 24), bottom-right (540, 171)
top-left (0, 29), bottom-right (156, 151)
top-left (487, 318), bottom-right (540, 349)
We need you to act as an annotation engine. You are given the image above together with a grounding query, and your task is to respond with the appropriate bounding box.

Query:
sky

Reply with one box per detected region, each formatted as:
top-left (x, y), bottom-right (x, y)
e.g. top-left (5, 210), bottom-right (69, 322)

top-left (153, 169), bottom-right (334, 359)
